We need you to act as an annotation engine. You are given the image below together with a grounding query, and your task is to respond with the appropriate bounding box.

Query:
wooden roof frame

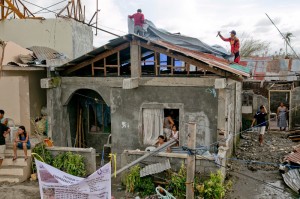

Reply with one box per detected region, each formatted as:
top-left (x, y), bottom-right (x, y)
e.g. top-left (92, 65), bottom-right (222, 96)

top-left (62, 37), bottom-right (244, 81)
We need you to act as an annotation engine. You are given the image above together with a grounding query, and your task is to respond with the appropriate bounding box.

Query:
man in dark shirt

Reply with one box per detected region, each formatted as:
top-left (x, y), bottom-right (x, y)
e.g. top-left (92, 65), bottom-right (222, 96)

top-left (0, 123), bottom-right (10, 166)
top-left (251, 105), bottom-right (267, 146)
top-left (128, 9), bottom-right (145, 36)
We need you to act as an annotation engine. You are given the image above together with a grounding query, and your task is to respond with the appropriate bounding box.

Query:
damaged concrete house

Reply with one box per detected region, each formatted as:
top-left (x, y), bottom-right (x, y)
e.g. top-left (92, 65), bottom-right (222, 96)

top-left (44, 20), bottom-right (250, 174)
top-left (241, 57), bottom-right (300, 131)
top-left (0, 17), bottom-right (93, 132)
top-left (0, 1), bottom-right (94, 182)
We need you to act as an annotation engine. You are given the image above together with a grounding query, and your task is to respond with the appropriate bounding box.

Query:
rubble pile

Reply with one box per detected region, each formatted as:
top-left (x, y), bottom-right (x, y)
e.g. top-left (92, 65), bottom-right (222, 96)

top-left (234, 131), bottom-right (299, 171)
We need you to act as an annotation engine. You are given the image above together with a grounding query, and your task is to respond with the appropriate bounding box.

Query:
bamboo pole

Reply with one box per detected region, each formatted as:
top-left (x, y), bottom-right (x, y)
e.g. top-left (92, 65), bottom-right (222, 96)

top-left (78, 108), bottom-right (82, 148)
top-left (102, 102), bottom-right (104, 132)
top-left (113, 139), bottom-right (176, 178)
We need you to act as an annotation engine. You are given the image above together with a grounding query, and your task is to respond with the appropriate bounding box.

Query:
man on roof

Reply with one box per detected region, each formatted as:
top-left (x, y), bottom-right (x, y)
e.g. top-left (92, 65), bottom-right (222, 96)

top-left (218, 30), bottom-right (240, 63)
top-left (128, 9), bottom-right (145, 36)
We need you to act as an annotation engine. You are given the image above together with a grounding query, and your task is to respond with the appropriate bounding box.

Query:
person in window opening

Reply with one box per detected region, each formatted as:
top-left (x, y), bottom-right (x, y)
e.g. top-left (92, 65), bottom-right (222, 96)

top-left (217, 30), bottom-right (240, 63)
top-left (0, 110), bottom-right (8, 126)
top-left (170, 125), bottom-right (179, 146)
top-left (13, 126), bottom-right (31, 161)
top-left (163, 112), bottom-right (175, 141)
top-left (277, 102), bottom-right (288, 131)
top-left (251, 105), bottom-right (267, 146)
top-left (128, 9), bottom-right (145, 36)
top-left (155, 135), bottom-right (170, 152)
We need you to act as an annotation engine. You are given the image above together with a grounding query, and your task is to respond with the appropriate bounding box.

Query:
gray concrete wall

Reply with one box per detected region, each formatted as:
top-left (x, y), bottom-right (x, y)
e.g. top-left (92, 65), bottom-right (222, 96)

top-left (291, 87), bottom-right (300, 128)
top-left (48, 77), bottom-right (219, 165)
top-left (72, 20), bottom-right (93, 59)
top-left (0, 19), bottom-right (93, 59)
top-left (47, 146), bottom-right (96, 175)
top-left (120, 151), bottom-right (226, 177)
top-left (110, 86), bottom-right (218, 156)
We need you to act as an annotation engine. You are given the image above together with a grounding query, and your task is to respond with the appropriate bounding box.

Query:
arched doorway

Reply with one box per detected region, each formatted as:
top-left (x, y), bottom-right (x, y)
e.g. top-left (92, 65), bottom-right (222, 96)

top-left (67, 89), bottom-right (111, 151)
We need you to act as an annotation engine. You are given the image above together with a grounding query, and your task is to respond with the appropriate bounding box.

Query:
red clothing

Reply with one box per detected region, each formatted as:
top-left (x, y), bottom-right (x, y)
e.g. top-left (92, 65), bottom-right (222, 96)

top-left (128, 12), bottom-right (144, 27)
top-left (220, 35), bottom-right (240, 54)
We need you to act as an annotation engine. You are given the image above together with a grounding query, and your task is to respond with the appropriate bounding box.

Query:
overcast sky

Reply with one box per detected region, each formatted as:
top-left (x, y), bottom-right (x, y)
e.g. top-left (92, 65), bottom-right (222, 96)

top-left (28, 0), bottom-right (300, 55)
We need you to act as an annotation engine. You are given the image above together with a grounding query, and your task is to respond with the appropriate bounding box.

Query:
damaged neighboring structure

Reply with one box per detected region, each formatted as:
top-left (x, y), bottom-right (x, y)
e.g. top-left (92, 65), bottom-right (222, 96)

top-left (241, 57), bottom-right (300, 131)
top-left (44, 20), bottom-right (250, 175)
top-left (0, 17), bottom-right (93, 132)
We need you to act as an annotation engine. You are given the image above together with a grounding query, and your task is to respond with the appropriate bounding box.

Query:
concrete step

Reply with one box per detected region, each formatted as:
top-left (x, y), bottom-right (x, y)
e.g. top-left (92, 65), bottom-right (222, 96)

top-left (2, 157), bottom-right (31, 166)
top-left (0, 166), bottom-right (27, 176)
top-left (0, 175), bottom-right (21, 183)
top-left (4, 149), bottom-right (32, 157)
top-left (5, 142), bottom-right (13, 148)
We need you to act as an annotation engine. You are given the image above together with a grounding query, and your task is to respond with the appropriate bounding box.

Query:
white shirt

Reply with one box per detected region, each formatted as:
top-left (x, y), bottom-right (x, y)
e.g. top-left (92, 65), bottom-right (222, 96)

top-left (171, 130), bottom-right (179, 140)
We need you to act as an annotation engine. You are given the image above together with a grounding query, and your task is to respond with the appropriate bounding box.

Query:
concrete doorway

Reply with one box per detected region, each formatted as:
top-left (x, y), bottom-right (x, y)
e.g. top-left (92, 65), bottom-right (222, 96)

top-left (269, 90), bottom-right (291, 130)
top-left (67, 89), bottom-right (111, 152)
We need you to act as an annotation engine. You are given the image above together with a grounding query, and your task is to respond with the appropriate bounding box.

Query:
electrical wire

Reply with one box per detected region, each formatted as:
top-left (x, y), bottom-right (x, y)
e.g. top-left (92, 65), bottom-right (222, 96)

top-left (33, 0), bottom-right (66, 14)
top-left (22, 0), bottom-right (58, 15)
top-left (21, 0), bottom-right (121, 37)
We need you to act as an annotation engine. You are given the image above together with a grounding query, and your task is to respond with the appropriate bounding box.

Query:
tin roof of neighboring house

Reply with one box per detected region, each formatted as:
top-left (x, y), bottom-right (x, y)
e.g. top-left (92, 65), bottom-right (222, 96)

top-left (0, 41), bottom-right (70, 68)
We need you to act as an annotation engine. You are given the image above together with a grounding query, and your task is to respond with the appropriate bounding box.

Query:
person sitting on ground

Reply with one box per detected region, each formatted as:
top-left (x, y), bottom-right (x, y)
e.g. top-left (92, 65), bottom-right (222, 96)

top-left (128, 9), bottom-right (145, 36)
top-left (0, 110), bottom-right (8, 126)
top-left (170, 125), bottom-right (179, 146)
top-left (0, 123), bottom-right (10, 166)
top-left (251, 105), bottom-right (267, 146)
top-left (13, 126), bottom-right (31, 161)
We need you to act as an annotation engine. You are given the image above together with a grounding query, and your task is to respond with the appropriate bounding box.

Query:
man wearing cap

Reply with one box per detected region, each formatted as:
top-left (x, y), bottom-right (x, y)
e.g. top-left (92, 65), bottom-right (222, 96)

top-left (128, 9), bottom-right (145, 36)
top-left (218, 30), bottom-right (240, 63)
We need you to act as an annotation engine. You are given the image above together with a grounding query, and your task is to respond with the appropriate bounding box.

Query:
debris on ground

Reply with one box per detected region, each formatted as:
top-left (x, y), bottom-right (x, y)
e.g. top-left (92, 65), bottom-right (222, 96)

top-left (226, 131), bottom-right (299, 199)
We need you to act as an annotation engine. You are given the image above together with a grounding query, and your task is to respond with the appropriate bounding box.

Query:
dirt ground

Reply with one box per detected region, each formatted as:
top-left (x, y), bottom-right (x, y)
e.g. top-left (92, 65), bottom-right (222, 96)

top-left (225, 130), bottom-right (299, 199)
top-left (0, 181), bottom-right (40, 199)
top-left (1, 131), bottom-right (299, 199)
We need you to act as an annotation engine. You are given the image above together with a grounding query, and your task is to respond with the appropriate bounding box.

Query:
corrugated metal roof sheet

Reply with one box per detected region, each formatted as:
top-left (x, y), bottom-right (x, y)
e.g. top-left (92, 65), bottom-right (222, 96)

top-left (285, 152), bottom-right (300, 164)
top-left (282, 169), bottom-right (300, 193)
top-left (28, 46), bottom-right (70, 67)
top-left (153, 40), bottom-right (250, 77)
top-left (140, 160), bottom-right (171, 177)
top-left (28, 46), bottom-right (60, 61)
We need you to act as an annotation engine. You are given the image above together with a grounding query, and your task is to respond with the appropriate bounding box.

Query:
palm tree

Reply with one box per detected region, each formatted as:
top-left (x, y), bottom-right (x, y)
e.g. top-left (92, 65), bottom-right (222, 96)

top-left (284, 32), bottom-right (294, 55)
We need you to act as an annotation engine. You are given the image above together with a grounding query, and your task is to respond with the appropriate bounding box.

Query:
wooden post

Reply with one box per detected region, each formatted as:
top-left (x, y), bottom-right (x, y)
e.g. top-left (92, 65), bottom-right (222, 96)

top-left (91, 62), bottom-right (95, 76)
top-left (130, 40), bottom-right (141, 78)
top-left (186, 122), bottom-right (196, 199)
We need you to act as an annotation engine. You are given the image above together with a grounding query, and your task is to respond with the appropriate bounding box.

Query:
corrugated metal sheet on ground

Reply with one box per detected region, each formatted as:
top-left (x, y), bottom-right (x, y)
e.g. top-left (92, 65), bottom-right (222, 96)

top-left (282, 169), bottom-right (300, 193)
top-left (285, 152), bottom-right (300, 164)
top-left (140, 160), bottom-right (171, 177)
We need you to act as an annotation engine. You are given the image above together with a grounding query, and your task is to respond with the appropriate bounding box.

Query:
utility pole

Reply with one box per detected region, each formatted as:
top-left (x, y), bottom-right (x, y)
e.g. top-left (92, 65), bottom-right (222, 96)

top-left (186, 122), bottom-right (196, 199)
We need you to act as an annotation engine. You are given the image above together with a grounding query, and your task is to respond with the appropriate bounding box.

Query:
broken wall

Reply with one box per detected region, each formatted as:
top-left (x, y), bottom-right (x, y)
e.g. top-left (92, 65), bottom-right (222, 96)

top-left (291, 86), bottom-right (300, 128)
top-left (0, 68), bottom-right (46, 132)
top-left (0, 19), bottom-right (93, 59)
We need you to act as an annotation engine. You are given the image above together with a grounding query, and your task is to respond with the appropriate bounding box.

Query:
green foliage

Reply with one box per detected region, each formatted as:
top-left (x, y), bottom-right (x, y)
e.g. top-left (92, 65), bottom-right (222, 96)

top-left (199, 170), bottom-right (228, 199)
top-left (167, 163), bottom-right (187, 198)
top-left (124, 165), bottom-right (155, 197)
top-left (32, 143), bottom-right (53, 173)
top-left (52, 152), bottom-right (86, 177)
